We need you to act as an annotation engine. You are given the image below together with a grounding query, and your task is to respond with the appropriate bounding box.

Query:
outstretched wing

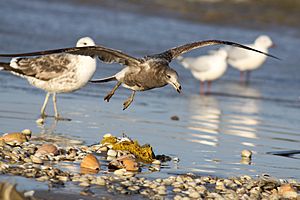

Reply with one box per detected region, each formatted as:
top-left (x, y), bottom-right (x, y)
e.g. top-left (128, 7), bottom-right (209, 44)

top-left (9, 54), bottom-right (72, 81)
top-left (152, 40), bottom-right (279, 62)
top-left (0, 45), bottom-right (141, 67)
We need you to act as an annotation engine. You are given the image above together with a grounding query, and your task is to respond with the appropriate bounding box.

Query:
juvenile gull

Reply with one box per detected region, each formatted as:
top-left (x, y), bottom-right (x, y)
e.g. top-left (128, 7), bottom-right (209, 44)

top-left (177, 49), bottom-right (228, 95)
top-left (226, 35), bottom-right (274, 83)
top-left (0, 39), bottom-right (278, 110)
top-left (0, 37), bottom-right (96, 120)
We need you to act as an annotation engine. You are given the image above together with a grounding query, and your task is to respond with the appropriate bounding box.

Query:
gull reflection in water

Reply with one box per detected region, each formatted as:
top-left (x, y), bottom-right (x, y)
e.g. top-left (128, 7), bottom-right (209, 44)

top-left (185, 95), bottom-right (221, 147)
top-left (222, 85), bottom-right (262, 146)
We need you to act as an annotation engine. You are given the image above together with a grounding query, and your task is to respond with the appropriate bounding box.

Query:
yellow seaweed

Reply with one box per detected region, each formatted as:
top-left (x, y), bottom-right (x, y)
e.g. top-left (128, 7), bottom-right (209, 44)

top-left (113, 140), bottom-right (155, 162)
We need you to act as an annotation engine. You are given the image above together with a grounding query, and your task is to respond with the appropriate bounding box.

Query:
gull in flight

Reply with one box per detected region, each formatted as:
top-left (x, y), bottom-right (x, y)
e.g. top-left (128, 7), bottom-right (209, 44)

top-left (0, 37), bottom-right (96, 120)
top-left (0, 39), bottom-right (278, 110)
top-left (226, 35), bottom-right (275, 83)
top-left (177, 49), bottom-right (228, 95)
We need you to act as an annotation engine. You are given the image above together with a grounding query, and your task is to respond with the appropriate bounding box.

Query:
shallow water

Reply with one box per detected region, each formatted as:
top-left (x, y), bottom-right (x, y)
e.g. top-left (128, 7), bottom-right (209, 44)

top-left (0, 0), bottom-right (300, 191)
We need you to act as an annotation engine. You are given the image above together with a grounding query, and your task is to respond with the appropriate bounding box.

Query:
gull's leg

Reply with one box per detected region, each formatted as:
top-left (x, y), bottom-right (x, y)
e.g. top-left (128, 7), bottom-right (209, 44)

top-left (240, 71), bottom-right (244, 84)
top-left (40, 92), bottom-right (50, 118)
top-left (52, 93), bottom-right (59, 119)
top-left (207, 81), bottom-right (212, 94)
top-left (123, 91), bottom-right (136, 110)
top-left (200, 81), bottom-right (205, 95)
top-left (104, 81), bottom-right (121, 102)
top-left (246, 71), bottom-right (251, 84)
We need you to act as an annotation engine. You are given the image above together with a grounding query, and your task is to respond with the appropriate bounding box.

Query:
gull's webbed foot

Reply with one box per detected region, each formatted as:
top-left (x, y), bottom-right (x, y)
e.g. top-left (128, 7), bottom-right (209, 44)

top-left (123, 91), bottom-right (136, 110)
top-left (104, 92), bottom-right (114, 102)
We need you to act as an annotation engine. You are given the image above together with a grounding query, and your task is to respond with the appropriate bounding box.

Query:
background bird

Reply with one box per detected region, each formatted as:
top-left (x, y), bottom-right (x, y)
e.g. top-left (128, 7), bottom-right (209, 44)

top-left (177, 49), bottom-right (228, 95)
top-left (226, 35), bottom-right (274, 83)
top-left (0, 39), bottom-right (278, 110)
top-left (0, 37), bottom-right (96, 120)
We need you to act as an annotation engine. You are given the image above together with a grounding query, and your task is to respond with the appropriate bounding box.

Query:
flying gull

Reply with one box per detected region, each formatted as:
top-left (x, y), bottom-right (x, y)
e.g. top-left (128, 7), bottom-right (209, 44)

top-left (0, 37), bottom-right (97, 120)
top-left (177, 48), bottom-right (228, 95)
top-left (0, 39), bottom-right (278, 110)
top-left (226, 35), bottom-right (274, 83)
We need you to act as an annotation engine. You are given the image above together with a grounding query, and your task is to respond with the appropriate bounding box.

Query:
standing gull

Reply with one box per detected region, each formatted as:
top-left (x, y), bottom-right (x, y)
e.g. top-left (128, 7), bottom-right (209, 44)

top-left (0, 39), bottom-right (278, 110)
top-left (0, 37), bottom-right (96, 120)
top-left (226, 35), bottom-right (274, 83)
top-left (177, 49), bottom-right (228, 95)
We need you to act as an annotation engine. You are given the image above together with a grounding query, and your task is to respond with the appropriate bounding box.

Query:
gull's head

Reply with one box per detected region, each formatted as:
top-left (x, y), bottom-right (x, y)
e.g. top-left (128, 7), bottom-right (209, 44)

top-left (76, 37), bottom-right (96, 47)
top-left (164, 68), bottom-right (182, 93)
top-left (255, 35), bottom-right (273, 48)
top-left (214, 48), bottom-right (228, 59)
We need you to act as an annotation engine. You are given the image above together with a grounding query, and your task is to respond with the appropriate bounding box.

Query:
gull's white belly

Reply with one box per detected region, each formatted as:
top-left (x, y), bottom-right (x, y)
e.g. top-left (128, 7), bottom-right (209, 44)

top-left (27, 55), bottom-right (96, 93)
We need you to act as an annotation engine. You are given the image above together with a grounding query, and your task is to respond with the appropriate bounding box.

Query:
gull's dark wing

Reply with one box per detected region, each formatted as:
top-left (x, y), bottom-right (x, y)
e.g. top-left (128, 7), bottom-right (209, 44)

top-left (151, 40), bottom-right (279, 62)
top-left (0, 46), bottom-right (141, 67)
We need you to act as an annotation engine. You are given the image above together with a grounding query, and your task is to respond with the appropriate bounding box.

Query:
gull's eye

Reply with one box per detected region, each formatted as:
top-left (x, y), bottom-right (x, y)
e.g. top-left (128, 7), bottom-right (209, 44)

top-left (166, 75), bottom-right (171, 79)
top-left (83, 42), bottom-right (87, 45)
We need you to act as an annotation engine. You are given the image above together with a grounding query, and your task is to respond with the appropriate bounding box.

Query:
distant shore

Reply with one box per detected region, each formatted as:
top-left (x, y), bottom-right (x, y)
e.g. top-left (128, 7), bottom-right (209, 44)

top-left (75, 0), bottom-right (300, 31)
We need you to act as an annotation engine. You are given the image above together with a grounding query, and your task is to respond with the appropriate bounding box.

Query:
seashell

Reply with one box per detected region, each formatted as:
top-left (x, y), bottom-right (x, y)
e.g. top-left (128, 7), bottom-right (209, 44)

top-left (278, 184), bottom-right (297, 199)
top-left (80, 154), bottom-right (100, 171)
top-left (35, 144), bottom-right (58, 156)
top-left (1, 132), bottom-right (28, 145)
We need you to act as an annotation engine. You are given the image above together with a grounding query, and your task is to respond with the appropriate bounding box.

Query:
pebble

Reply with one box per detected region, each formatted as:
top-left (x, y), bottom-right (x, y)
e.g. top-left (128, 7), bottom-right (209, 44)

top-left (107, 149), bottom-right (117, 157)
top-left (278, 184), bottom-right (298, 199)
top-left (114, 169), bottom-right (126, 176)
top-left (241, 149), bottom-right (252, 158)
top-left (189, 190), bottom-right (200, 199)
top-left (36, 118), bottom-right (44, 124)
top-left (152, 159), bottom-right (161, 165)
top-left (30, 155), bottom-right (43, 164)
top-left (103, 133), bottom-right (113, 138)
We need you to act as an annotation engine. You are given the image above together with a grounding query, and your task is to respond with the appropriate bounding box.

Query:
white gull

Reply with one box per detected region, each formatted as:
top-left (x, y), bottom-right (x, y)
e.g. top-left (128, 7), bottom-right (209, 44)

top-left (177, 49), bottom-right (228, 94)
top-left (226, 35), bottom-right (274, 83)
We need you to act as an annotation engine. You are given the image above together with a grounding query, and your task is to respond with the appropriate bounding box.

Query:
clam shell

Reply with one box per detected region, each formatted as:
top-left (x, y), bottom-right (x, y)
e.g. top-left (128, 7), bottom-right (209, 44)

top-left (80, 154), bottom-right (100, 171)
top-left (36, 144), bottom-right (59, 156)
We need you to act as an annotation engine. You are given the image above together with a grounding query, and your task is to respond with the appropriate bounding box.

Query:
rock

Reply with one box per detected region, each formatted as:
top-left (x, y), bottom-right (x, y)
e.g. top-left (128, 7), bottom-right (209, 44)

top-left (114, 169), bottom-right (126, 176)
top-left (171, 115), bottom-right (180, 121)
top-left (80, 154), bottom-right (100, 171)
top-left (189, 190), bottom-right (200, 199)
top-left (278, 184), bottom-right (298, 199)
top-left (94, 177), bottom-right (106, 186)
top-left (35, 144), bottom-right (58, 156)
top-left (103, 133), bottom-right (113, 138)
top-left (36, 118), bottom-right (44, 125)
top-left (152, 159), bottom-right (161, 165)
top-left (107, 149), bottom-right (117, 157)
top-left (30, 155), bottom-right (43, 164)
top-left (241, 149), bottom-right (252, 158)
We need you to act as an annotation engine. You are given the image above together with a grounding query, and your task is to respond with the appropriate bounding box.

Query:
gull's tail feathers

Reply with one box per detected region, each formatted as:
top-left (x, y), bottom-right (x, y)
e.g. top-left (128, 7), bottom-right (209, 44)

top-left (89, 75), bottom-right (117, 83)
top-left (0, 62), bottom-right (10, 71)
